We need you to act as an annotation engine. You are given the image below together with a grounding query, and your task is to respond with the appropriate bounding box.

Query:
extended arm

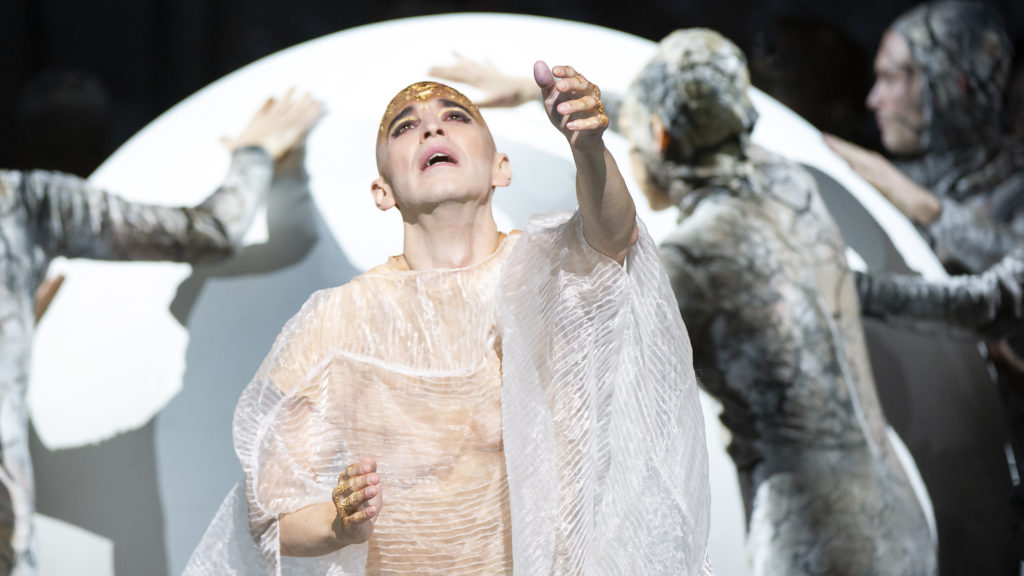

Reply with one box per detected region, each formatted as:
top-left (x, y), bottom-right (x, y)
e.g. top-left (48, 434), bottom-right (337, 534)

top-left (25, 91), bottom-right (322, 264)
top-left (429, 56), bottom-right (625, 131)
top-left (856, 250), bottom-right (1024, 340)
top-left (535, 61), bottom-right (637, 263)
top-left (825, 134), bottom-right (1024, 272)
top-left (824, 134), bottom-right (942, 225)
top-left (24, 148), bottom-right (271, 263)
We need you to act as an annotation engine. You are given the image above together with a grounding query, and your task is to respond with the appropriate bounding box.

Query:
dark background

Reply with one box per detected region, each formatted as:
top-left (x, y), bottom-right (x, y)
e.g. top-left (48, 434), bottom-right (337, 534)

top-left (1, 0), bottom-right (1022, 177)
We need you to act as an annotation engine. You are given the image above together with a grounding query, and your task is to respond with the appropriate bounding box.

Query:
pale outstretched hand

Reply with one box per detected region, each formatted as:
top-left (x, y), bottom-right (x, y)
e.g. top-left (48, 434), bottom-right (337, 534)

top-left (331, 457), bottom-right (382, 546)
top-left (535, 62), bottom-right (609, 150)
top-left (428, 54), bottom-right (536, 108)
top-left (224, 88), bottom-right (325, 161)
top-left (824, 133), bottom-right (941, 225)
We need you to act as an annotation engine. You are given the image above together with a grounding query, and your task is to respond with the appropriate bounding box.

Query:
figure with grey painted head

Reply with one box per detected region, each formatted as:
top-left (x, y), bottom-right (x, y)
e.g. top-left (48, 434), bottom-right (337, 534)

top-left (826, 6), bottom-right (1024, 565)
top-left (827, 1), bottom-right (1022, 276)
top-left (433, 27), bottom-right (938, 575)
top-left (619, 29), bottom-right (936, 575)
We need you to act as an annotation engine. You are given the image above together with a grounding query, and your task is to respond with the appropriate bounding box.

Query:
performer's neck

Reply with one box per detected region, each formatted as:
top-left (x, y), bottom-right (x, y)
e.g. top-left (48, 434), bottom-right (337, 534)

top-left (400, 203), bottom-right (500, 270)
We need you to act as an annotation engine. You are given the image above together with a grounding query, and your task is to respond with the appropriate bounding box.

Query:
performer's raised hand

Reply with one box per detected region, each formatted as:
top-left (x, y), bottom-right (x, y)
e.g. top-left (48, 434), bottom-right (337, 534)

top-left (223, 88), bottom-right (325, 161)
top-left (428, 54), bottom-right (536, 108)
top-left (331, 457), bottom-right (382, 545)
top-left (532, 61), bottom-right (634, 262)
top-left (534, 62), bottom-right (609, 150)
top-left (824, 133), bottom-right (941, 225)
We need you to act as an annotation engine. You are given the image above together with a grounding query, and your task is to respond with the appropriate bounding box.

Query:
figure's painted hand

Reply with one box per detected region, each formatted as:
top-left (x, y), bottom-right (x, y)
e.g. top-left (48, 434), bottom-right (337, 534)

top-left (428, 54), bottom-right (536, 108)
top-left (535, 62), bottom-right (609, 150)
top-left (331, 457), bottom-right (382, 545)
top-left (824, 133), bottom-right (941, 225)
top-left (224, 88), bottom-right (325, 161)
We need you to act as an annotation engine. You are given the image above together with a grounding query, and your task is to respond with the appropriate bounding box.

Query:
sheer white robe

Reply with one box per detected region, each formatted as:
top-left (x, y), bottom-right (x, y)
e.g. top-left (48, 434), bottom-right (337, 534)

top-left (183, 211), bottom-right (713, 575)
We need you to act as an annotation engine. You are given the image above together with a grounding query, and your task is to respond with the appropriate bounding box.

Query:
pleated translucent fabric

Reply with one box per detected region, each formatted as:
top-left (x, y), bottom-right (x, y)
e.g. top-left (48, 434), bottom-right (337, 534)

top-left (183, 211), bottom-right (712, 575)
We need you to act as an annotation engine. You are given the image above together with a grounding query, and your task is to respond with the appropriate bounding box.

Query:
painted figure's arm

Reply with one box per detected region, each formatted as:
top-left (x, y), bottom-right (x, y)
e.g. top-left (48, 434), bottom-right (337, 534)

top-left (535, 61), bottom-right (637, 263)
top-left (824, 134), bottom-right (942, 225)
top-left (825, 133), bottom-right (1023, 272)
top-left (856, 250), bottom-right (1024, 339)
top-left (24, 91), bottom-right (322, 264)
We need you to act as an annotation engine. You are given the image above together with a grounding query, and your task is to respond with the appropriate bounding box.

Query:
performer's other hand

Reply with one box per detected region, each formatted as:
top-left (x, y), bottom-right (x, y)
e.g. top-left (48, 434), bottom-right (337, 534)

top-left (535, 62), bottom-right (608, 150)
top-left (428, 53), bottom-right (536, 108)
top-left (331, 457), bottom-right (382, 545)
top-left (824, 133), bottom-right (941, 225)
top-left (223, 88), bottom-right (325, 161)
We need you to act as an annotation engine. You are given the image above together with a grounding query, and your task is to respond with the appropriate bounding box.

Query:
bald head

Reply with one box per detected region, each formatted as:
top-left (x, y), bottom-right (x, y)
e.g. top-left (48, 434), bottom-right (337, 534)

top-left (376, 81), bottom-right (492, 175)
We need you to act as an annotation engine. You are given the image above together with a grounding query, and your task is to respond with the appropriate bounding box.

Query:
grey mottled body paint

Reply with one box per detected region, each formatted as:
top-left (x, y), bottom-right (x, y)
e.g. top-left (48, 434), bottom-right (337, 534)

top-left (624, 30), bottom-right (935, 575)
top-left (0, 147), bottom-right (272, 574)
top-left (856, 250), bottom-right (1024, 341)
top-left (892, 1), bottom-right (1023, 274)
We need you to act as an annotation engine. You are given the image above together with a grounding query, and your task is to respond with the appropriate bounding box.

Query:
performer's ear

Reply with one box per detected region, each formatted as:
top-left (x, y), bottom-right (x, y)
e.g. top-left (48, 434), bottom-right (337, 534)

top-left (491, 153), bottom-right (512, 188)
top-left (650, 115), bottom-right (671, 154)
top-left (371, 177), bottom-right (397, 211)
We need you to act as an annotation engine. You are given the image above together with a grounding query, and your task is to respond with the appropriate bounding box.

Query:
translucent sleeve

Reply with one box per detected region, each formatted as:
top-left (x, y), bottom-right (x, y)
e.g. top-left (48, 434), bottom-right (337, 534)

top-left (183, 288), bottom-right (367, 576)
top-left (499, 211), bottom-right (713, 575)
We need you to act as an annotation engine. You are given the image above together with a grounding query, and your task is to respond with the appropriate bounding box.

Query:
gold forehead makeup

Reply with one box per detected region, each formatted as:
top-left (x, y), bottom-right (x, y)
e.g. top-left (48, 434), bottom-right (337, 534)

top-left (378, 81), bottom-right (483, 142)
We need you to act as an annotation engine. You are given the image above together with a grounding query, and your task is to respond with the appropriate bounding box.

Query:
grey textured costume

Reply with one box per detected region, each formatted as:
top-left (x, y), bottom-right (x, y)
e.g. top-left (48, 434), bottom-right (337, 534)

top-left (623, 29), bottom-right (935, 575)
top-left (891, 1), bottom-right (1023, 274)
top-left (856, 250), bottom-right (1024, 341)
top-left (0, 147), bottom-right (272, 574)
top-left (890, 7), bottom-right (1024, 560)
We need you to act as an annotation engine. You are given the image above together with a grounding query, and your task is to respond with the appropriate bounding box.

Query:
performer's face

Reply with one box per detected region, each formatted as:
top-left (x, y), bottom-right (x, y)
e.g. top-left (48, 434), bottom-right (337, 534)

top-left (374, 84), bottom-right (509, 213)
top-left (867, 30), bottom-right (925, 155)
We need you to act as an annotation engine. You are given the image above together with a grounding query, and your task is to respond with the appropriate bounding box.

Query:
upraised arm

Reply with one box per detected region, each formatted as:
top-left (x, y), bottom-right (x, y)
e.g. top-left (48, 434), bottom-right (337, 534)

top-left (824, 133), bottom-right (1024, 272)
top-left (824, 134), bottom-right (941, 225)
top-left (25, 90), bottom-right (323, 264)
top-left (429, 55), bottom-right (625, 131)
top-left (223, 89), bottom-right (323, 162)
top-left (428, 54), bottom-right (537, 108)
top-left (534, 61), bottom-right (637, 264)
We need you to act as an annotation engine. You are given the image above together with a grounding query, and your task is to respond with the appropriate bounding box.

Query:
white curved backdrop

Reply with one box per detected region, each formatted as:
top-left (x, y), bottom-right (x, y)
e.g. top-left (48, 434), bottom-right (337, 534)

top-left (28, 13), bottom-right (1012, 576)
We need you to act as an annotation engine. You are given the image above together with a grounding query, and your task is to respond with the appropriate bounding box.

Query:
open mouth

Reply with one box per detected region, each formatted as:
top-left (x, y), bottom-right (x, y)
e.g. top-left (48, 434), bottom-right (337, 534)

top-left (421, 147), bottom-right (458, 170)
top-left (427, 153), bottom-right (453, 166)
